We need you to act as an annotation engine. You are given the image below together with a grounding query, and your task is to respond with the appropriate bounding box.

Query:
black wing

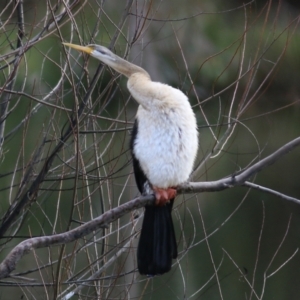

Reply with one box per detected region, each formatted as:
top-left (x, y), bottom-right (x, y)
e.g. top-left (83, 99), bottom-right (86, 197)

top-left (130, 119), bottom-right (148, 194)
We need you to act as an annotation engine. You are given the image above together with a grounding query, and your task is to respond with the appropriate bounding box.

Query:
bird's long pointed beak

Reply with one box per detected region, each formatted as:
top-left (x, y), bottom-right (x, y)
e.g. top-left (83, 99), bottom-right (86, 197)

top-left (63, 43), bottom-right (93, 55)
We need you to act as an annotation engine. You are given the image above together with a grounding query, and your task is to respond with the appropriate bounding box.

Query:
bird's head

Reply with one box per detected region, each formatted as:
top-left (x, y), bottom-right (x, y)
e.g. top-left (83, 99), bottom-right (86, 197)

top-left (63, 43), bottom-right (116, 65)
top-left (63, 42), bottom-right (149, 78)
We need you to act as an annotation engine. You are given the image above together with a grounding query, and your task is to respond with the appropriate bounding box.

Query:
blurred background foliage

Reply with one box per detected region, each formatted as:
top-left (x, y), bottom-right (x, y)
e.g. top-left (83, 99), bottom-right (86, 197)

top-left (0, 0), bottom-right (300, 299)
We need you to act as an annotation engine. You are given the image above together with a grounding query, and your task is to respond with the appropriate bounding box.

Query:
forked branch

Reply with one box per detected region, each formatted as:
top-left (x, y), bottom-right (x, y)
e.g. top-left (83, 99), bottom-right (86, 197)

top-left (0, 136), bottom-right (299, 279)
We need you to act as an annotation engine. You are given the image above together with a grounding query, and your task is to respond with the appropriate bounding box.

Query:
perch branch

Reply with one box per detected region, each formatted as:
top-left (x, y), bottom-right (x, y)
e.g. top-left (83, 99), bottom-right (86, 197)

top-left (0, 136), bottom-right (299, 279)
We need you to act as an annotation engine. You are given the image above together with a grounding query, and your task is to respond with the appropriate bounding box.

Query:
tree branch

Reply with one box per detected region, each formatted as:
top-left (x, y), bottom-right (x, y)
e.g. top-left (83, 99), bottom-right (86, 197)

top-left (0, 136), bottom-right (299, 279)
top-left (179, 136), bottom-right (300, 195)
top-left (0, 195), bottom-right (154, 279)
top-left (243, 182), bottom-right (300, 204)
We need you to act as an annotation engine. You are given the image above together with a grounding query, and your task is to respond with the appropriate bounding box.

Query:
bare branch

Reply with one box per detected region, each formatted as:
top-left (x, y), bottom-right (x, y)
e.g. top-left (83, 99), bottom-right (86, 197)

top-left (0, 195), bottom-right (153, 279)
top-left (244, 182), bottom-right (300, 204)
top-left (1, 134), bottom-right (300, 279)
top-left (182, 136), bottom-right (300, 197)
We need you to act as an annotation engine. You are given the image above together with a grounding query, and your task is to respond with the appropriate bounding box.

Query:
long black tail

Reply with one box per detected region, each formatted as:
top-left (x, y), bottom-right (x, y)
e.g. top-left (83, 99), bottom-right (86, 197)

top-left (137, 200), bottom-right (177, 275)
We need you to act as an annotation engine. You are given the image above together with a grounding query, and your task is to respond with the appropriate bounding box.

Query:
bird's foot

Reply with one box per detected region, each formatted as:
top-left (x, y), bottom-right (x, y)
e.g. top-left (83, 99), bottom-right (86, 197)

top-left (153, 187), bottom-right (177, 206)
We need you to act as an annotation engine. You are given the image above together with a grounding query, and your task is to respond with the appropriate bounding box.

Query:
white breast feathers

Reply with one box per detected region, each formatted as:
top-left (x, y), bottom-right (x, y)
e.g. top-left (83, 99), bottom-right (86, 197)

top-left (129, 76), bottom-right (198, 189)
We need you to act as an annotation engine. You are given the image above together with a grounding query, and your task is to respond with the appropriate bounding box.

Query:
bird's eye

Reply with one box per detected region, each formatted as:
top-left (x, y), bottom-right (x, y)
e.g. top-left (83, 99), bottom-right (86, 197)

top-left (98, 50), bottom-right (107, 55)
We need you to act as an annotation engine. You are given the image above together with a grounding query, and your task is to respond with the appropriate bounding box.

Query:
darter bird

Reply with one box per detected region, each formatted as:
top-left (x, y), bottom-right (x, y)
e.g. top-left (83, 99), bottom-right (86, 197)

top-left (63, 43), bottom-right (199, 275)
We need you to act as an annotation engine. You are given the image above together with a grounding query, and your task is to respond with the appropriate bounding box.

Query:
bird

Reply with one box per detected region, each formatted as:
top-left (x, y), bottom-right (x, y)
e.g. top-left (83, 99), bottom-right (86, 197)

top-left (63, 42), bottom-right (199, 275)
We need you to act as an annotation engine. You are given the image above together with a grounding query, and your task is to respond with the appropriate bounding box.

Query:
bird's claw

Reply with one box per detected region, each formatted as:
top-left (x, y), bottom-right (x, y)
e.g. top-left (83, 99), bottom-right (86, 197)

top-left (153, 187), bottom-right (177, 206)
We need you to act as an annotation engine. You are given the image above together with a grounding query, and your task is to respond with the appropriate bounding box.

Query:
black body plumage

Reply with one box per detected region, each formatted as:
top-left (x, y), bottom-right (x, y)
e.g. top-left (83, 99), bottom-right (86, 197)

top-left (130, 120), bottom-right (178, 275)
